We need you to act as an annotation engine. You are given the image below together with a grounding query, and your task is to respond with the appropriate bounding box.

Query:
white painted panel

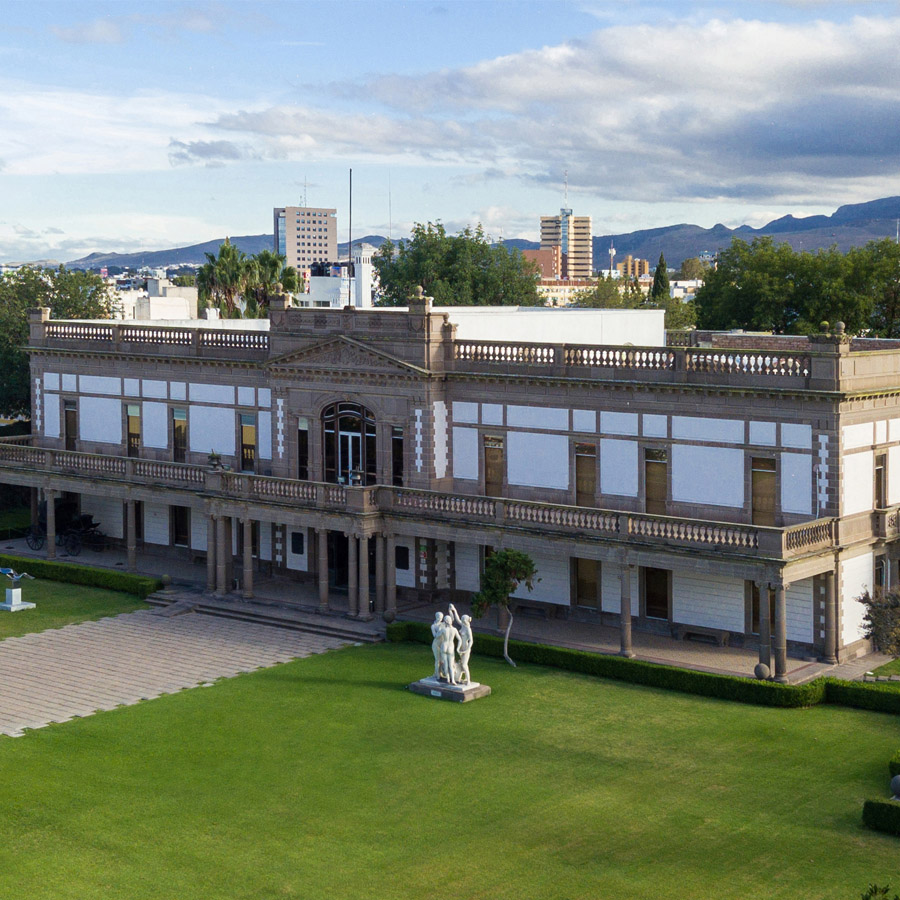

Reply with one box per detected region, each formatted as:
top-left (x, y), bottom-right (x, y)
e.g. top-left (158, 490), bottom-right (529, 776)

top-left (507, 432), bottom-right (569, 490)
top-left (191, 513), bottom-right (207, 551)
top-left (285, 527), bottom-right (308, 571)
top-left (841, 552), bottom-right (873, 645)
top-left (81, 495), bottom-right (123, 540)
top-left (61, 374), bottom-right (76, 391)
top-left (672, 571), bottom-right (744, 632)
top-left (781, 452), bottom-right (812, 515)
top-left (786, 579), bottom-right (814, 644)
top-left (482, 404), bottom-right (503, 426)
top-left (454, 543), bottom-right (481, 592)
top-left (44, 373), bottom-right (59, 391)
top-left (890, 419), bottom-right (900, 443)
top-left (749, 421), bottom-right (776, 446)
top-left (190, 406), bottom-right (235, 456)
top-left (889, 446), bottom-right (900, 506)
top-left (237, 386), bottom-right (254, 406)
top-left (452, 402), bottom-right (478, 424)
top-left (44, 393), bottom-right (60, 438)
top-left (258, 388), bottom-right (271, 408)
top-left (600, 562), bottom-right (639, 615)
top-left (170, 382), bottom-right (186, 401)
top-left (600, 439), bottom-right (638, 497)
top-left (876, 420), bottom-right (888, 445)
top-left (512, 552), bottom-right (569, 606)
top-left (143, 502), bottom-right (169, 546)
top-left (433, 401), bottom-right (448, 479)
top-left (507, 405), bottom-right (568, 431)
top-left (79, 397), bottom-right (122, 444)
top-left (672, 416), bottom-right (743, 444)
top-left (452, 426), bottom-right (479, 480)
top-left (142, 401), bottom-right (168, 450)
top-left (124, 378), bottom-right (140, 397)
top-left (842, 451), bottom-right (873, 516)
top-left (782, 423), bottom-right (812, 450)
top-left (672, 445), bottom-right (743, 507)
top-left (190, 383), bottom-right (234, 404)
top-left (142, 379), bottom-right (167, 399)
top-left (600, 411), bottom-right (638, 436)
top-left (643, 414), bottom-right (667, 438)
top-left (258, 411), bottom-right (272, 460)
top-left (572, 410), bottom-right (596, 433)
top-left (259, 524), bottom-right (272, 562)
top-left (843, 422), bottom-right (873, 450)
top-left (395, 537), bottom-right (415, 588)
top-left (80, 375), bottom-right (121, 395)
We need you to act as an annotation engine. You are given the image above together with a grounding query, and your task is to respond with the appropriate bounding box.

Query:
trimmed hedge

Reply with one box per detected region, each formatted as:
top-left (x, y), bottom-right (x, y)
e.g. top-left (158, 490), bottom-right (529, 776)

top-left (0, 553), bottom-right (160, 599)
top-left (824, 679), bottom-right (900, 715)
top-left (863, 799), bottom-right (900, 836)
top-left (386, 621), bottom-right (825, 709)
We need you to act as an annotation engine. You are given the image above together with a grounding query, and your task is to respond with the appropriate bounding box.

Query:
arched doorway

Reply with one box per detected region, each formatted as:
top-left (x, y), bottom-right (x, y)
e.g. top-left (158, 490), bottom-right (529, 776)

top-left (322, 402), bottom-right (377, 485)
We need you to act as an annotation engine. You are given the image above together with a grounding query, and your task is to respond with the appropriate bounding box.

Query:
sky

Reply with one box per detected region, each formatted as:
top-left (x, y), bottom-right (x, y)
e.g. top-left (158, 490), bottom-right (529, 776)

top-left (2, 0), bottom-right (900, 263)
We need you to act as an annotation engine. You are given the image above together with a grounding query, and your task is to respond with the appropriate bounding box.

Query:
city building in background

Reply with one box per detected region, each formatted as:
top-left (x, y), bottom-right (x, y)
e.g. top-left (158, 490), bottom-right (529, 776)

top-left (274, 206), bottom-right (338, 271)
top-left (617, 255), bottom-right (650, 279)
top-left (540, 209), bottom-right (592, 278)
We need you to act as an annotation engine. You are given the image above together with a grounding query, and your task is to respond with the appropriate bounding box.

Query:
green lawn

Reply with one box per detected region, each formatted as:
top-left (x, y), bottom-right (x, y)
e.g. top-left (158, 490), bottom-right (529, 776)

top-left (0, 580), bottom-right (147, 639)
top-left (873, 657), bottom-right (900, 676)
top-left (0, 644), bottom-right (897, 899)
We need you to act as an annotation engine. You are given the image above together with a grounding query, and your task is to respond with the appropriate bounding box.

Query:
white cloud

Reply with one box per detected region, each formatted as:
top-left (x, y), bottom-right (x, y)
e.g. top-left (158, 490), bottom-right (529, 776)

top-left (51, 18), bottom-right (125, 44)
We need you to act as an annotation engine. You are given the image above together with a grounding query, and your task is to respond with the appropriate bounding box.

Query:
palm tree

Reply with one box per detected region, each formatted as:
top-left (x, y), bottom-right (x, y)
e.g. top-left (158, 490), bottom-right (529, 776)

top-left (244, 249), bottom-right (300, 315)
top-left (197, 239), bottom-right (251, 317)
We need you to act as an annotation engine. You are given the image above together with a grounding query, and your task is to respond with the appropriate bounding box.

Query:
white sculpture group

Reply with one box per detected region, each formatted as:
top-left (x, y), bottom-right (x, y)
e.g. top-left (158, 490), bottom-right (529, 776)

top-left (431, 604), bottom-right (474, 686)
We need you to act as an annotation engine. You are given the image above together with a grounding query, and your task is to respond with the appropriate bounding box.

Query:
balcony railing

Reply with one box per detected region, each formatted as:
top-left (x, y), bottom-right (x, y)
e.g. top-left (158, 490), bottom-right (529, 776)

top-left (41, 322), bottom-right (269, 353)
top-left (0, 438), bottom-right (838, 561)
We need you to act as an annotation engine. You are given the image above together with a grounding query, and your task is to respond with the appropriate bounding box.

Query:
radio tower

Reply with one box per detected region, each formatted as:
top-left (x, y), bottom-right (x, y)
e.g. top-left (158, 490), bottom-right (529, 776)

top-left (609, 241), bottom-right (616, 277)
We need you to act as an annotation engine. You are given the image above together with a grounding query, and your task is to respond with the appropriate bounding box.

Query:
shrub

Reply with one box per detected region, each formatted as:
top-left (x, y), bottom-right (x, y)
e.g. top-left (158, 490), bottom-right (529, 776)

top-left (858, 589), bottom-right (900, 655)
top-left (389, 620), bottom-right (824, 708)
top-left (889, 750), bottom-right (900, 778)
top-left (0, 553), bottom-right (160, 598)
top-left (824, 679), bottom-right (900, 715)
top-left (863, 799), bottom-right (900, 836)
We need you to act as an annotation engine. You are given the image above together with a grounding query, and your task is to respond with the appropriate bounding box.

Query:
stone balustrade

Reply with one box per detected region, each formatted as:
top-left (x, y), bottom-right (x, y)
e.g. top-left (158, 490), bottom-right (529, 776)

top-left (0, 438), bottom-right (838, 560)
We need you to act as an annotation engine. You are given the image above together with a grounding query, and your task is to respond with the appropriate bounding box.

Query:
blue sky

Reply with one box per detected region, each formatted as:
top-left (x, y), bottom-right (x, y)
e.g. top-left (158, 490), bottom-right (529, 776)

top-left (2, 0), bottom-right (900, 262)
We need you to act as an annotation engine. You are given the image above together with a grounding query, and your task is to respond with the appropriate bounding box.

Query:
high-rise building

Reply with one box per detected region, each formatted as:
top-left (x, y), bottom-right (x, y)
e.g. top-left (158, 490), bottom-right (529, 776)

top-left (274, 206), bottom-right (338, 271)
top-left (540, 208), bottom-right (592, 278)
top-left (616, 255), bottom-right (650, 279)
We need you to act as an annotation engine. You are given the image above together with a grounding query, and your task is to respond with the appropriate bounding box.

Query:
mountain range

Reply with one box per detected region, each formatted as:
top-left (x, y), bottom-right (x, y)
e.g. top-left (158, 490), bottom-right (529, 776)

top-left (61, 197), bottom-right (900, 271)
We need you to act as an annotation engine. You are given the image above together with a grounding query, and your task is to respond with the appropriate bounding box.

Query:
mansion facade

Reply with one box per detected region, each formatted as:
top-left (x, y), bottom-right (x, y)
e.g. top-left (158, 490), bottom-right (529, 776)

top-left (2, 293), bottom-right (897, 681)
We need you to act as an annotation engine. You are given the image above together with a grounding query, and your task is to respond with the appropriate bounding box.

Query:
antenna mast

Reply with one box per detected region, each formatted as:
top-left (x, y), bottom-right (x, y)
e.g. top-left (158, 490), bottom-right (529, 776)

top-left (348, 167), bottom-right (353, 308)
top-left (564, 168), bottom-right (568, 207)
top-left (303, 176), bottom-right (308, 208)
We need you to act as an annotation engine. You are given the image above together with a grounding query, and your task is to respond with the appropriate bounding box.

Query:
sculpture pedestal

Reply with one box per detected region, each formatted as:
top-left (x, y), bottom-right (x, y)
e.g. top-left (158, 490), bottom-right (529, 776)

top-left (0, 588), bottom-right (34, 612)
top-left (407, 676), bottom-right (491, 703)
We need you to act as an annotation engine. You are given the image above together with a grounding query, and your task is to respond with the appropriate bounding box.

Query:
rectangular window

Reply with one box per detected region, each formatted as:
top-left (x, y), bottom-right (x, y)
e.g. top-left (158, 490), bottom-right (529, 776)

top-left (392, 426), bottom-right (404, 486)
top-left (291, 531), bottom-right (305, 556)
top-left (875, 453), bottom-right (887, 509)
top-left (395, 545), bottom-right (410, 570)
top-left (643, 567), bottom-right (670, 620)
top-left (644, 448), bottom-right (668, 516)
top-left (575, 443), bottom-right (596, 507)
top-left (875, 556), bottom-right (888, 594)
top-left (240, 413), bottom-right (256, 473)
top-left (751, 457), bottom-right (777, 526)
top-left (64, 400), bottom-right (77, 451)
top-left (172, 408), bottom-right (187, 463)
top-left (574, 558), bottom-right (599, 607)
top-left (126, 404), bottom-right (141, 458)
top-left (172, 506), bottom-right (189, 547)
top-left (297, 420), bottom-right (309, 480)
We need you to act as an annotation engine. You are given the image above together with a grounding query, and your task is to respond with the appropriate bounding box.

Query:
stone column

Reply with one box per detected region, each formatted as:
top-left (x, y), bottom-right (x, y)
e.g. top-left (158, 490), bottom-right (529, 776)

top-left (386, 533), bottom-right (397, 618)
top-left (242, 517), bottom-right (254, 600)
top-left (755, 579), bottom-right (772, 673)
top-left (375, 534), bottom-right (385, 615)
top-left (125, 499), bottom-right (137, 573)
top-left (773, 582), bottom-right (789, 683)
top-left (822, 570), bottom-right (837, 664)
top-left (206, 515), bottom-right (217, 592)
top-left (45, 490), bottom-right (56, 560)
top-left (317, 529), bottom-right (329, 612)
top-left (619, 563), bottom-right (634, 658)
top-left (347, 533), bottom-right (358, 617)
top-left (358, 535), bottom-right (370, 619)
top-left (215, 515), bottom-right (228, 596)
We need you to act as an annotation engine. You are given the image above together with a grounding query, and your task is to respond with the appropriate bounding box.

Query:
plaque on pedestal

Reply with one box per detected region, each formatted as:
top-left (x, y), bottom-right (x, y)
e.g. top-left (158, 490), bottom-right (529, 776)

top-left (0, 587), bottom-right (35, 612)
top-left (408, 676), bottom-right (491, 703)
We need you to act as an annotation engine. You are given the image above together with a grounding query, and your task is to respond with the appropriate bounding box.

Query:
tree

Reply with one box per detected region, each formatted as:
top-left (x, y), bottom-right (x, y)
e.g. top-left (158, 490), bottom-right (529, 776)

top-left (244, 250), bottom-right (300, 317)
top-left (677, 257), bottom-right (704, 280)
top-left (650, 252), bottom-right (670, 304)
top-left (373, 222), bottom-right (541, 306)
top-left (858, 589), bottom-right (900, 655)
top-left (197, 238), bottom-right (251, 317)
top-left (470, 549), bottom-right (538, 667)
top-left (0, 266), bottom-right (114, 416)
top-left (574, 274), bottom-right (637, 309)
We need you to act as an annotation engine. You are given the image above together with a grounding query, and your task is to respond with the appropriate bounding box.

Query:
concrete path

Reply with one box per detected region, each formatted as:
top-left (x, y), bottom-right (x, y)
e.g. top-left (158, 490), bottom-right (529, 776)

top-left (0, 610), bottom-right (349, 737)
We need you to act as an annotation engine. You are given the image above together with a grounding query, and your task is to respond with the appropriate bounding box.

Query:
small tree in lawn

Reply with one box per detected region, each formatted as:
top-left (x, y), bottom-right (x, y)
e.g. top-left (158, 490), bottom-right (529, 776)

top-left (470, 549), bottom-right (538, 667)
top-left (858, 588), bottom-right (900, 654)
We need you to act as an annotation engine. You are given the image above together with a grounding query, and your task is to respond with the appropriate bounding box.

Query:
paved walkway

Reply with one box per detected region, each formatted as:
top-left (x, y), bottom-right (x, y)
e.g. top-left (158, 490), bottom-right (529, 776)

top-left (0, 610), bottom-right (348, 737)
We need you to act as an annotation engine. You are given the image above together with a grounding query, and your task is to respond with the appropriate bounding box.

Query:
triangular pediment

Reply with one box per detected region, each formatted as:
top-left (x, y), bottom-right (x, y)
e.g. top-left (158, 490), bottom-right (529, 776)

top-left (267, 336), bottom-right (426, 375)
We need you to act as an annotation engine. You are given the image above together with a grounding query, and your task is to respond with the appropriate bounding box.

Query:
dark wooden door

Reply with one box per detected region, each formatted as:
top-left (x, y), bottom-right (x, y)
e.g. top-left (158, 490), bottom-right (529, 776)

top-left (751, 458), bottom-right (776, 526)
top-left (575, 444), bottom-right (596, 507)
top-left (484, 436), bottom-right (504, 497)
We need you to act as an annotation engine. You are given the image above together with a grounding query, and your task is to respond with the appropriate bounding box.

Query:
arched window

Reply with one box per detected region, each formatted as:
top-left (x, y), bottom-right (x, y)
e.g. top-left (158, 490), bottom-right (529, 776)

top-left (322, 402), bottom-right (377, 485)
